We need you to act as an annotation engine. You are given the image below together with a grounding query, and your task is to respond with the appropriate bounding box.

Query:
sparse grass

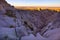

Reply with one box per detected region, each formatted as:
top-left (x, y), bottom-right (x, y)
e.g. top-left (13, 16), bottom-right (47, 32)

top-left (5, 10), bottom-right (16, 18)
top-left (24, 21), bottom-right (33, 31)
top-left (4, 35), bottom-right (8, 40)
top-left (10, 25), bottom-right (15, 28)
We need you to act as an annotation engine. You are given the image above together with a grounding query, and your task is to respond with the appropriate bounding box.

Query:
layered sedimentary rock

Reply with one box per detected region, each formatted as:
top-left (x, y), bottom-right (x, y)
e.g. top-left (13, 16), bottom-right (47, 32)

top-left (0, 0), bottom-right (60, 40)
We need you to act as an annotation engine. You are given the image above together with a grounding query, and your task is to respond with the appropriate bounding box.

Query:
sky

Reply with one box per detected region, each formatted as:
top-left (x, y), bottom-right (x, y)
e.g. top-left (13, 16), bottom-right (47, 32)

top-left (6, 0), bottom-right (60, 7)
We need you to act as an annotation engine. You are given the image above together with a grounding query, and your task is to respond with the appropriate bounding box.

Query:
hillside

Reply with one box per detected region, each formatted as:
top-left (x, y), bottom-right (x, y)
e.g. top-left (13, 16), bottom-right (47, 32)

top-left (0, 0), bottom-right (60, 40)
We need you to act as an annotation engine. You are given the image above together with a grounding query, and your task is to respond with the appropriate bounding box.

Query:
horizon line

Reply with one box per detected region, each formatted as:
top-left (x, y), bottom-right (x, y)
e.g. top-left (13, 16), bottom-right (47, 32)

top-left (14, 6), bottom-right (60, 8)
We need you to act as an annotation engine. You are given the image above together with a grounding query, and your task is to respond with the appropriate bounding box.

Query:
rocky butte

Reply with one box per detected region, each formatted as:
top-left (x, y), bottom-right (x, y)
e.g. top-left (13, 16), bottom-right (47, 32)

top-left (0, 0), bottom-right (60, 40)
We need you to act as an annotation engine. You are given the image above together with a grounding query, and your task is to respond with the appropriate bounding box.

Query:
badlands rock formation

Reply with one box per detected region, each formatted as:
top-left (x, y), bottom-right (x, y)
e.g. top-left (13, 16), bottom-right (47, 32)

top-left (0, 0), bottom-right (60, 40)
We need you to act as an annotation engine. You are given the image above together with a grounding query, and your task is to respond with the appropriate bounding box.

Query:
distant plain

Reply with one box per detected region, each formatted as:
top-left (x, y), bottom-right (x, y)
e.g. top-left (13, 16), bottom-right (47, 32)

top-left (15, 6), bottom-right (60, 11)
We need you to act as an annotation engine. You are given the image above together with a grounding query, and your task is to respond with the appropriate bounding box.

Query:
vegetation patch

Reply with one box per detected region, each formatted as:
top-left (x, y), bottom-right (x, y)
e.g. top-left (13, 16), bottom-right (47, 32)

top-left (5, 10), bottom-right (16, 18)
